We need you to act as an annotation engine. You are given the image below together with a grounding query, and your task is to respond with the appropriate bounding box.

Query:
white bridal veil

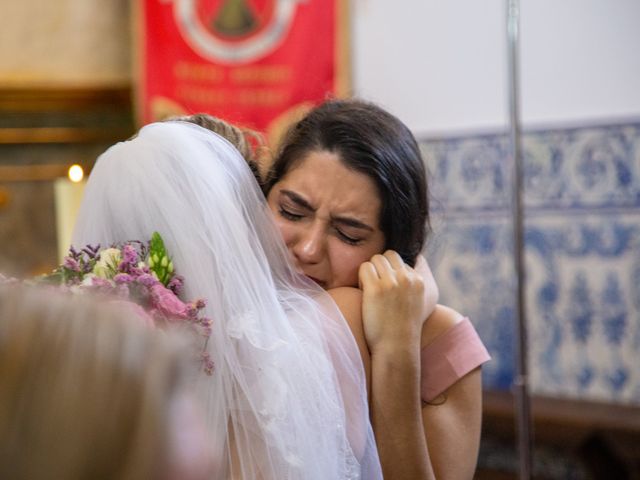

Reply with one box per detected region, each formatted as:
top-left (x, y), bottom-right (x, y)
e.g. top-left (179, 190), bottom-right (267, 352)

top-left (72, 122), bottom-right (382, 479)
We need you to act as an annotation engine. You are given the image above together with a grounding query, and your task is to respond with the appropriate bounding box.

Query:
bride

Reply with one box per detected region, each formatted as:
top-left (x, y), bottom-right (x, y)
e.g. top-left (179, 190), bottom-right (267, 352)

top-left (72, 121), bottom-right (382, 479)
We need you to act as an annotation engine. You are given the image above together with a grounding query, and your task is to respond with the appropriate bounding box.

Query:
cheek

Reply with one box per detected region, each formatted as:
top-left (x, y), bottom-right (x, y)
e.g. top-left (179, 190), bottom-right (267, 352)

top-left (327, 243), bottom-right (374, 287)
top-left (267, 199), bottom-right (291, 244)
top-left (272, 217), bottom-right (296, 248)
top-left (275, 217), bottom-right (300, 253)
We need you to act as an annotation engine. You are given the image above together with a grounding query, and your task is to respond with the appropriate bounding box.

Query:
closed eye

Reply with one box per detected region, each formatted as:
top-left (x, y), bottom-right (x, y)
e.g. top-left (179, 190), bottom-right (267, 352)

top-left (332, 216), bottom-right (372, 246)
top-left (279, 206), bottom-right (304, 221)
top-left (335, 229), bottom-right (363, 245)
top-left (277, 190), bottom-right (313, 222)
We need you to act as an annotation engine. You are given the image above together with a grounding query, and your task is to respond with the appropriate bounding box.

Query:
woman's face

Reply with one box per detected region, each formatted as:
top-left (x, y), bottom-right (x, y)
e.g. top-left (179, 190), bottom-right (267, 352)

top-left (267, 150), bottom-right (386, 289)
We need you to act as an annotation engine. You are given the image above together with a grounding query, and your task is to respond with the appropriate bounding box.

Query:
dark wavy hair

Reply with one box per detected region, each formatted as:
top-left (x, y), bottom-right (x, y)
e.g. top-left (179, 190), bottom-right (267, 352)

top-left (264, 99), bottom-right (429, 266)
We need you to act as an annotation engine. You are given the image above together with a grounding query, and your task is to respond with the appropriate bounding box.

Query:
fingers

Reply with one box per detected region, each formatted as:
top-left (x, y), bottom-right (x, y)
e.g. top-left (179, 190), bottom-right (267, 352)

top-left (359, 254), bottom-right (400, 289)
top-left (414, 255), bottom-right (436, 286)
top-left (360, 250), bottom-right (421, 291)
top-left (367, 250), bottom-right (412, 285)
top-left (414, 254), bottom-right (431, 276)
top-left (358, 261), bottom-right (379, 290)
top-left (370, 253), bottom-right (393, 281)
top-left (382, 250), bottom-right (406, 271)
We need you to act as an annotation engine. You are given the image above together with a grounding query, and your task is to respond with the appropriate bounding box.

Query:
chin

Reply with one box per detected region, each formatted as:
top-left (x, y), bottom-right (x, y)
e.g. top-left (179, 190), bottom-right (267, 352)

top-left (305, 275), bottom-right (328, 289)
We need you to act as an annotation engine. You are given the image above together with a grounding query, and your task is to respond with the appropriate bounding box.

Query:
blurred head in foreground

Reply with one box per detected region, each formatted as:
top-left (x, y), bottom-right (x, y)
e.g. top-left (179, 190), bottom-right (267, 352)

top-left (0, 284), bottom-right (214, 480)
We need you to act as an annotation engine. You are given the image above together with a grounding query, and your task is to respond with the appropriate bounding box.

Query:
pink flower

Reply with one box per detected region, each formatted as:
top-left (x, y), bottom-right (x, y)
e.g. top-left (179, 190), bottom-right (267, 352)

top-left (130, 264), bottom-right (150, 277)
top-left (167, 275), bottom-right (184, 295)
top-left (31, 234), bottom-right (214, 376)
top-left (150, 283), bottom-right (188, 319)
top-left (137, 273), bottom-right (159, 288)
top-left (85, 276), bottom-right (115, 294)
top-left (121, 244), bottom-right (138, 267)
top-left (201, 352), bottom-right (215, 376)
top-left (63, 257), bottom-right (81, 272)
top-left (114, 273), bottom-right (133, 285)
top-left (109, 300), bottom-right (155, 328)
top-left (186, 304), bottom-right (198, 319)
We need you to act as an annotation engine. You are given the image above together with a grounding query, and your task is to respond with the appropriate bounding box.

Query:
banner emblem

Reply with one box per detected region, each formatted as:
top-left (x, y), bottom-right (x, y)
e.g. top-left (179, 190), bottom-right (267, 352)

top-left (171, 0), bottom-right (301, 64)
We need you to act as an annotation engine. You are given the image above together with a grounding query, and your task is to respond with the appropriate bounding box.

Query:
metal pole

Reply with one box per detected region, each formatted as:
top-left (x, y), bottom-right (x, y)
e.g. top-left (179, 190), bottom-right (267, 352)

top-left (506, 0), bottom-right (533, 478)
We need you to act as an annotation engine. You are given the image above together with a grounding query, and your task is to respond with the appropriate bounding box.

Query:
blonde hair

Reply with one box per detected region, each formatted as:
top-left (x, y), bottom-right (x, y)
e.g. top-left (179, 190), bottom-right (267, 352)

top-left (0, 285), bottom-right (186, 480)
top-left (168, 113), bottom-right (269, 182)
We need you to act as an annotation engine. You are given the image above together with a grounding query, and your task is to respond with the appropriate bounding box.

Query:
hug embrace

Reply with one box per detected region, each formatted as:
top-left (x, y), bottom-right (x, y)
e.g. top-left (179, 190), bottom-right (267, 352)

top-left (1, 99), bottom-right (489, 480)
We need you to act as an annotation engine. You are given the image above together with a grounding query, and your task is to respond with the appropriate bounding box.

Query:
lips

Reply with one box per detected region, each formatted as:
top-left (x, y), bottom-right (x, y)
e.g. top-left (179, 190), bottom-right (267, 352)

top-left (292, 258), bottom-right (328, 288)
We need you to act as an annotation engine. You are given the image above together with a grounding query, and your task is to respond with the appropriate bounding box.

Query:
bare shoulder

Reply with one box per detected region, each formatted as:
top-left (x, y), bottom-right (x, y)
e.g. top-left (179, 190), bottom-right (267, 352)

top-left (327, 287), bottom-right (363, 321)
top-left (421, 304), bottom-right (465, 348)
top-left (327, 287), bottom-right (371, 384)
top-left (327, 287), bottom-right (365, 341)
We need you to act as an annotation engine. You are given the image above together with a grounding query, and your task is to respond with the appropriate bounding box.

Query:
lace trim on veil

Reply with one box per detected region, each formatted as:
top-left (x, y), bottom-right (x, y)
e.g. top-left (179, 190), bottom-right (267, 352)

top-left (72, 121), bottom-right (382, 479)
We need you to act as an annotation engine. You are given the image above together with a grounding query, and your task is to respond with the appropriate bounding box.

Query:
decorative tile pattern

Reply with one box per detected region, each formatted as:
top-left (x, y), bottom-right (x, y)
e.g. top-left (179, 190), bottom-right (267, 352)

top-left (422, 121), bottom-right (640, 403)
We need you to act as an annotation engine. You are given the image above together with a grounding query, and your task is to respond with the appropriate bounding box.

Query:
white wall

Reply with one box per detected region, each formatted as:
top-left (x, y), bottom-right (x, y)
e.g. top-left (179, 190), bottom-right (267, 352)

top-left (520, 0), bottom-right (640, 127)
top-left (352, 0), bottom-right (640, 135)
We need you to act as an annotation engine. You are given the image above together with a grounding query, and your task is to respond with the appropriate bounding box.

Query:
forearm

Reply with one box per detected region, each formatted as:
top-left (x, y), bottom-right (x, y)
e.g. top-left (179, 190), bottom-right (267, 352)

top-left (370, 344), bottom-right (435, 480)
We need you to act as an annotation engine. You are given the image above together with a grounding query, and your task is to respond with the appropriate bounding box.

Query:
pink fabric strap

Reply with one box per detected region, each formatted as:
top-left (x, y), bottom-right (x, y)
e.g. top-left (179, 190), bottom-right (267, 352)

top-left (420, 318), bottom-right (490, 402)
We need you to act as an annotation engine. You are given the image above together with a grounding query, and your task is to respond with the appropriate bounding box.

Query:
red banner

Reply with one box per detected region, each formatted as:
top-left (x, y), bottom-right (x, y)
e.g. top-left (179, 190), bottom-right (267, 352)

top-left (137, 0), bottom-right (348, 141)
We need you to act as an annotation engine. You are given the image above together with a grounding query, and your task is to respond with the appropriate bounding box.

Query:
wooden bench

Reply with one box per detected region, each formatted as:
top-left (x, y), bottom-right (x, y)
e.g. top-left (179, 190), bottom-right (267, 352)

top-left (476, 390), bottom-right (640, 479)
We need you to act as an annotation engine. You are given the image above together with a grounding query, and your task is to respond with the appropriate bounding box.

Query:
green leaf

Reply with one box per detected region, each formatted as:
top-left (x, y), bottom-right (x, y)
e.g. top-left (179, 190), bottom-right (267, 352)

top-left (148, 232), bottom-right (172, 286)
top-left (38, 271), bottom-right (64, 285)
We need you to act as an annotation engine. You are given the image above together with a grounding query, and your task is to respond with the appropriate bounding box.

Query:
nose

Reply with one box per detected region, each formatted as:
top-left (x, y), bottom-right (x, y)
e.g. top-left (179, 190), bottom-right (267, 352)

top-left (291, 222), bottom-right (326, 265)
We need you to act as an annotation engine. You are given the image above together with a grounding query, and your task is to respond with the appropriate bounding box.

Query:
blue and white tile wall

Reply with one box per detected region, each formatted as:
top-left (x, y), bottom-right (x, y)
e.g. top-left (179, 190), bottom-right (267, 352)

top-left (422, 121), bottom-right (640, 404)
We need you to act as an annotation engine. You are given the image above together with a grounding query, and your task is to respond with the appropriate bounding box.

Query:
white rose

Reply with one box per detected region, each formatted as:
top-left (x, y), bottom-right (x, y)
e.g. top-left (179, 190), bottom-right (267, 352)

top-left (69, 274), bottom-right (97, 294)
top-left (80, 273), bottom-right (98, 286)
top-left (93, 248), bottom-right (122, 279)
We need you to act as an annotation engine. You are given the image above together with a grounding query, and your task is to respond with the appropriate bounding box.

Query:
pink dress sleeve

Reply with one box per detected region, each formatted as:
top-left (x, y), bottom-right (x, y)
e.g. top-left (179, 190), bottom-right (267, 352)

top-left (420, 318), bottom-right (490, 403)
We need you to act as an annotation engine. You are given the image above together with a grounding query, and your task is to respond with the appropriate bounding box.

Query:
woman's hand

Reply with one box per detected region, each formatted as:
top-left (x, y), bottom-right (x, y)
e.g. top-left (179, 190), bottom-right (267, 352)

top-left (414, 255), bottom-right (439, 321)
top-left (360, 251), bottom-right (435, 479)
top-left (358, 250), bottom-right (427, 353)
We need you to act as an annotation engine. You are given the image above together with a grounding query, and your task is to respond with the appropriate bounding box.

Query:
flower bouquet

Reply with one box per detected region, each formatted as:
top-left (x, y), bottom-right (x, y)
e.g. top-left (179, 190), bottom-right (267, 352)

top-left (34, 232), bottom-right (214, 374)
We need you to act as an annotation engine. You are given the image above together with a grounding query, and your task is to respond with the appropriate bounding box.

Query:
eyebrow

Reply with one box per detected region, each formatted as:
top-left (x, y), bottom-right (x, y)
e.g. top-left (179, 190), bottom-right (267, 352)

top-left (280, 189), bottom-right (375, 232)
top-left (281, 189), bottom-right (315, 212)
